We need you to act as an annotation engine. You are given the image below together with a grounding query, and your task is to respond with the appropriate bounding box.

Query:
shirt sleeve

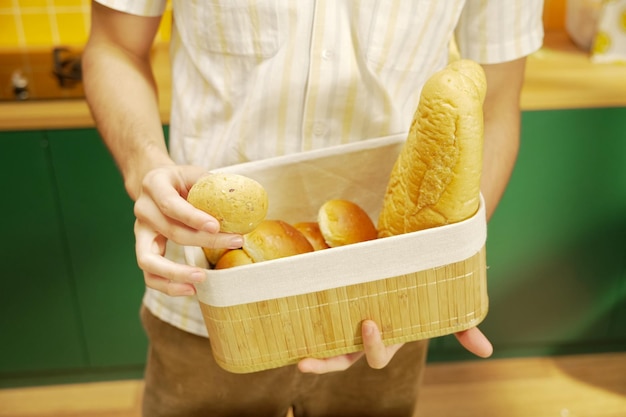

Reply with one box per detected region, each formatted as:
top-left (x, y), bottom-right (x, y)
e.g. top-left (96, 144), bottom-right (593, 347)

top-left (94, 0), bottom-right (167, 17)
top-left (455, 0), bottom-right (545, 64)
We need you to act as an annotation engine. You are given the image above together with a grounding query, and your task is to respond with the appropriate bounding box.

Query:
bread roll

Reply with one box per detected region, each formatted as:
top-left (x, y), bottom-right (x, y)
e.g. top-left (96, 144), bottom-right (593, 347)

top-left (293, 222), bottom-right (330, 251)
top-left (242, 220), bottom-right (314, 263)
top-left (377, 59), bottom-right (486, 237)
top-left (202, 247), bottom-right (230, 267)
top-left (318, 199), bottom-right (378, 247)
top-left (187, 173), bottom-right (268, 234)
top-left (214, 249), bottom-right (254, 269)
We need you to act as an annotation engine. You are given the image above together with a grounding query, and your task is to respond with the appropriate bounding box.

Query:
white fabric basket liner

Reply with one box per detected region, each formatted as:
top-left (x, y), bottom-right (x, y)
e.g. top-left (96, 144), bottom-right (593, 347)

top-left (186, 134), bottom-right (487, 308)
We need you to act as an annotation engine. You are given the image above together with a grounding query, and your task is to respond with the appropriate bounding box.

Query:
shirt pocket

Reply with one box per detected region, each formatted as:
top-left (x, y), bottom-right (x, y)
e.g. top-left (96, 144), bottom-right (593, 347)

top-left (174, 0), bottom-right (289, 58)
top-left (355, 0), bottom-right (455, 72)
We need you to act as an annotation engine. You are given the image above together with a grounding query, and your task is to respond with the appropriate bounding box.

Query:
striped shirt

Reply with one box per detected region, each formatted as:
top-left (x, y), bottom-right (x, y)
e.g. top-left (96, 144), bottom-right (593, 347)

top-left (96, 0), bottom-right (544, 337)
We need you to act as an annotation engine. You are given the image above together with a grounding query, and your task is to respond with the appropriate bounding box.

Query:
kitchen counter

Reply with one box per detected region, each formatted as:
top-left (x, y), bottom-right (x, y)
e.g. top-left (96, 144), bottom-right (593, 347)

top-left (0, 43), bottom-right (171, 132)
top-left (1, 31), bottom-right (625, 131)
top-left (522, 31), bottom-right (626, 110)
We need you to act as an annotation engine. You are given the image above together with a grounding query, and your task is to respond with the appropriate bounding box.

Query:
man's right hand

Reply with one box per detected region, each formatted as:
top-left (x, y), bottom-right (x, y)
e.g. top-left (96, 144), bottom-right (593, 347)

top-left (133, 165), bottom-right (244, 296)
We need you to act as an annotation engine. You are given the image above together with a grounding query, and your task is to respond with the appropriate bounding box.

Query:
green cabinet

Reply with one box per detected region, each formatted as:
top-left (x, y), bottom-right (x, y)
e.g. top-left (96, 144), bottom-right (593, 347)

top-left (0, 131), bottom-right (86, 375)
top-left (0, 129), bottom-right (147, 388)
top-left (47, 129), bottom-right (147, 368)
top-left (0, 108), bottom-right (624, 385)
top-left (431, 107), bottom-right (626, 360)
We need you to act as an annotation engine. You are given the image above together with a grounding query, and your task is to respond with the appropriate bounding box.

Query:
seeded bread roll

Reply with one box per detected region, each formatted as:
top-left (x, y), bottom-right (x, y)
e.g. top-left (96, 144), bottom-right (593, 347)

top-left (318, 200), bottom-right (378, 247)
top-left (293, 222), bottom-right (330, 251)
top-left (187, 173), bottom-right (268, 235)
top-left (377, 59), bottom-right (486, 237)
top-left (242, 220), bottom-right (314, 263)
top-left (214, 249), bottom-right (254, 270)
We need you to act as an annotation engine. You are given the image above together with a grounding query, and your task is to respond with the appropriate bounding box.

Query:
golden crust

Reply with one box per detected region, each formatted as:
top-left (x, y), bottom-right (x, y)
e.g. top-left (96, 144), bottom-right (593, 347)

top-left (242, 220), bottom-right (314, 263)
top-left (187, 173), bottom-right (268, 235)
top-left (318, 200), bottom-right (378, 247)
top-left (293, 222), bottom-right (330, 251)
top-left (214, 249), bottom-right (254, 269)
top-left (377, 60), bottom-right (486, 237)
top-left (202, 247), bottom-right (229, 266)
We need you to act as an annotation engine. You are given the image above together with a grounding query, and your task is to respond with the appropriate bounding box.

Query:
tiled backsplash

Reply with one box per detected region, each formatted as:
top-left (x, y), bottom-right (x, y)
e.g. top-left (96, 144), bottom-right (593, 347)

top-left (0, 0), bottom-right (171, 49)
top-left (2, 1), bottom-right (562, 49)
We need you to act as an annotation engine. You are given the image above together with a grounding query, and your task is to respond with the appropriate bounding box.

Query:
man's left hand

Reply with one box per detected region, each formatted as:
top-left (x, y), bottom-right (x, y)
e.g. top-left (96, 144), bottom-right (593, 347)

top-left (298, 321), bottom-right (492, 374)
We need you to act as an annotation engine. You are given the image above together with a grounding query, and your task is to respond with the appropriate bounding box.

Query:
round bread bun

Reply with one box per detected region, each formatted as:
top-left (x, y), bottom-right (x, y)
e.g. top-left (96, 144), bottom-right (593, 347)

top-left (293, 222), bottom-right (330, 251)
top-left (187, 173), bottom-right (268, 234)
top-left (214, 249), bottom-right (254, 270)
top-left (202, 247), bottom-right (229, 266)
top-left (242, 220), bottom-right (314, 263)
top-left (318, 199), bottom-right (378, 247)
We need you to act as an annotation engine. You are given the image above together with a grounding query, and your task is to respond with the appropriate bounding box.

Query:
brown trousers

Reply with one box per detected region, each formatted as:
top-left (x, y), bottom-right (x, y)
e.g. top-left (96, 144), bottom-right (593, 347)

top-left (140, 306), bottom-right (428, 417)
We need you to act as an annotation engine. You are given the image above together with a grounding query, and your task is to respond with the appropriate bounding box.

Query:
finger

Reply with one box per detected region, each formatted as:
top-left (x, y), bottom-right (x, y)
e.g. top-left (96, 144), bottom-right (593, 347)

top-left (156, 189), bottom-right (220, 233)
top-left (135, 197), bottom-right (243, 249)
top-left (454, 327), bottom-right (493, 358)
top-left (362, 320), bottom-right (404, 369)
top-left (135, 191), bottom-right (219, 238)
top-left (297, 352), bottom-right (364, 374)
top-left (140, 167), bottom-right (220, 233)
top-left (143, 271), bottom-right (197, 297)
top-left (362, 320), bottom-right (389, 369)
top-left (135, 220), bottom-right (207, 288)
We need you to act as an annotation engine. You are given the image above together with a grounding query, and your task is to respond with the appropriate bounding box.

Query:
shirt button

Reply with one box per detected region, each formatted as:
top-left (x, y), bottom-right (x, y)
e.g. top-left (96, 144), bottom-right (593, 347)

top-left (321, 49), bottom-right (334, 60)
top-left (312, 122), bottom-right (328, 136)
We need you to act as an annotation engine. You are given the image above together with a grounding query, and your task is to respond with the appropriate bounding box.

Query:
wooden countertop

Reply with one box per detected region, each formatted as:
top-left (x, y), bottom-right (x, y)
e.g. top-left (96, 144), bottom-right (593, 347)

top-left (522, 31), bottom-right (626, 110)
top-left (1, 30), bottom-right (625, 132)
top-left (0, 44), bottom-right (171, 131)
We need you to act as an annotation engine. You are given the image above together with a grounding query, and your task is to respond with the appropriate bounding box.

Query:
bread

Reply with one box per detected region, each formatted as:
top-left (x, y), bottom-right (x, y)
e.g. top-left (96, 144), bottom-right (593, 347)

top-left (293, 222), bottom-right (330, 251)
top-left (187, 173), bottom-right (268, 234)
top-left (214, 249), bottom-right (254, 269)
top-left (202, 247), bottom-right (230, 267)
top-left (377, 59), bottom-right (486, 237)
top-left (318, 199), bottom-right (378, 247)
top-left (242, 220), bottom-right (314, 263)
top-left (448, 59), bottom-right (487, 103)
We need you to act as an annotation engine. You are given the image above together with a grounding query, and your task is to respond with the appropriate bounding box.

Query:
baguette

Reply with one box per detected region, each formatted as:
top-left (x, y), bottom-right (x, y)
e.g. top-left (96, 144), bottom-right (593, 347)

top-left (377, 59), bottom-right (486, 237)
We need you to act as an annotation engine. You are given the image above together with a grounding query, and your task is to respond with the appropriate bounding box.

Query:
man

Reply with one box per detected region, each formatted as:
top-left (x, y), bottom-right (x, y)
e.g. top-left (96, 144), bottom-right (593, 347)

top-left (83, 1), bottom-right (544, 416)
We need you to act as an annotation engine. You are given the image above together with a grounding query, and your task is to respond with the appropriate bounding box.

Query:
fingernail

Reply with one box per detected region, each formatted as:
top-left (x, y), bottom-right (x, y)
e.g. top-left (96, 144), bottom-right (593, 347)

top-left (202, 221), bottom-right (219, 233)
top-left (181, 286), bottom-right (196, 296)
top-left (190, 271), bottom-right (206, 283)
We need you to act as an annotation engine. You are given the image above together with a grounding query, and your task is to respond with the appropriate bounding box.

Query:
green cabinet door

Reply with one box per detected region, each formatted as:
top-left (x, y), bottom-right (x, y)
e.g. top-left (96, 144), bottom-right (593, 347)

top-left (0, 130), bottom-right (86, 380)
top-left (432, 107), bottom-right (626, 360)
top-left (47, 129), bottom-right (148, 368)
top-left (608, 270), bottom-right (626, 343)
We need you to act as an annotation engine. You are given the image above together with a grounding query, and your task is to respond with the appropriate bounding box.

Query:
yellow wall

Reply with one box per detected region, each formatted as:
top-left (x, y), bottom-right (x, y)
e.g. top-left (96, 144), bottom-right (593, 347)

top-left (0, 0), bottom-right (171, 49)
top-left (2, 0), bottom-right (564, 49)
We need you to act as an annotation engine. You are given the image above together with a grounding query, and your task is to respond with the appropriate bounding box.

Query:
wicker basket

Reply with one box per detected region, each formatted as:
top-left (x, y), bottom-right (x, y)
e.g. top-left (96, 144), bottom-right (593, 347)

top-left (187, 135), bottom-right (488, 373)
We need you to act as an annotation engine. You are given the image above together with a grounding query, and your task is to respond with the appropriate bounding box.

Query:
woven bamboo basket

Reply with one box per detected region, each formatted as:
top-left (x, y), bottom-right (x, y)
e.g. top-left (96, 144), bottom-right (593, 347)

top-left (187, 135), bottom-right (489, 374)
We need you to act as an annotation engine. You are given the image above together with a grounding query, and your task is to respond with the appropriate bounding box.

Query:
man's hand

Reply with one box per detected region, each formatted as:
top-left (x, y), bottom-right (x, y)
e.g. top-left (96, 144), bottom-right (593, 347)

top-left (297, 320), bottom-right (404, 374)
top-left (298, 321), bottom-right (492, 374)
top-left (454, 326), bottom-right (493, 358)
top-left (133, 165), bottom-right (244, 296)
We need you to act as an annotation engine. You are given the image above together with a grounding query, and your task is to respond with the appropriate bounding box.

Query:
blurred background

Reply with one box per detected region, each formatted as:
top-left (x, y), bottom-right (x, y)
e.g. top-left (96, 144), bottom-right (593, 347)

top-left (0, 0), bottom-right (624, 391)
top-left (0, 0), bottom-right (171, 48)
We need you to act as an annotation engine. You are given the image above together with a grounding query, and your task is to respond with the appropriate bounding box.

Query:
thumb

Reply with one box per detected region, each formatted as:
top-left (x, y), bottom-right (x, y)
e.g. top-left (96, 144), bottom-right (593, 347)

top-left (454, 327), bottom-right (493, 358)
